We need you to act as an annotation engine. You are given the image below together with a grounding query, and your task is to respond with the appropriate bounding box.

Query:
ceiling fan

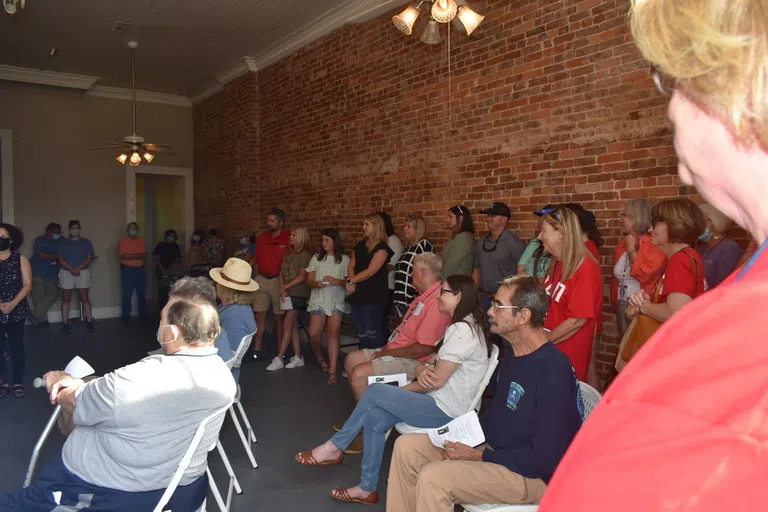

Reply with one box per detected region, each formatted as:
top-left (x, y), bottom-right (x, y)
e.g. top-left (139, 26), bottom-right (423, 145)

top-left (89, 41), bottom-right (175, 166)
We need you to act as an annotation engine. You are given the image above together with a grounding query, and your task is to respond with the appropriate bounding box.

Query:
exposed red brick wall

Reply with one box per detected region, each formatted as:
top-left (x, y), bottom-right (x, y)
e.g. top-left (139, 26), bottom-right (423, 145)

top-left (194, 0), bottom-right (719, 383)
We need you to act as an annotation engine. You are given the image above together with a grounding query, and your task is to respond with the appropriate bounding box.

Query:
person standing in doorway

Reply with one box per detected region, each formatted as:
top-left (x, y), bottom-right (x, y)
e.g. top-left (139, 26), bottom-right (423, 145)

top-left (153, 229), bottom-right (183, 311)
top-left (27, 223), bottom-right (61, 327)
top-left (57, 221), bottom-right (95, 335)
top-left (472, 202), bottom-right (526, 315)
top-left (118, 222), bottom-right (148, 323)
top-left (251, 208), bottom-right (291, 360)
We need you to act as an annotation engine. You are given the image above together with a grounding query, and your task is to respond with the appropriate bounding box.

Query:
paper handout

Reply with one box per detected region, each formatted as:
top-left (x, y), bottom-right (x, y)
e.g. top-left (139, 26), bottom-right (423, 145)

top-left (64, 356), bottom-right (96, 379)
top-left (427, 411), bottom-right (486, 448)
top-left (280, 296), bottom-right (294, 310)
top-left (367, 373), bottom-right (408, 387)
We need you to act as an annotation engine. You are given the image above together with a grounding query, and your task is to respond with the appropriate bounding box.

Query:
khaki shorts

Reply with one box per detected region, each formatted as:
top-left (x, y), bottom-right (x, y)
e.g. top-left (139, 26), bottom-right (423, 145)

top-left (58, 269), bottom-right (91, 290)
top-left (361, 348), bottom-right (422, 381)
top-left (251, 275), bottom-right (283, 313)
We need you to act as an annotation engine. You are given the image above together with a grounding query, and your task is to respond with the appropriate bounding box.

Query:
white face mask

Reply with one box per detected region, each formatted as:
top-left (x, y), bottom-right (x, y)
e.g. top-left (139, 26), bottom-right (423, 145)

top-left (156, 324), bottom-right (179, 346)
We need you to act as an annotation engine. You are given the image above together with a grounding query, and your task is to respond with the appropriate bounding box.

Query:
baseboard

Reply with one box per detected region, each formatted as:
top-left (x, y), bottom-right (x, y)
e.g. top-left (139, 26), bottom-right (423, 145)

top-left (46, 306), bottom-right (124, 324)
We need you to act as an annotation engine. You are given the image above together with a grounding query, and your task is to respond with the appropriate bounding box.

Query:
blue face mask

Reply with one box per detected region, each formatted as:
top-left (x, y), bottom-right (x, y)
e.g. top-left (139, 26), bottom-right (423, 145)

top-left (128, 230), bottom-right (138, 237)
top-left (52, 233), bottom-right (61, 241)
top-left (166, 236), bottom-right (176, 243)
top-left (698, 227), bottom-right (713, 242)
top-left (240, 237), bottom-right (248, 246)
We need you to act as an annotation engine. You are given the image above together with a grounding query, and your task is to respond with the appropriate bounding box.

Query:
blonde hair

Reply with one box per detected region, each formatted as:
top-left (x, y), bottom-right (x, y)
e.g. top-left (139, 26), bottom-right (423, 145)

top-left (406, 215), bottom-right (427, 243)
top-left (630, 0), bottom-right (768, 149)
top-left (291, 227), bottom-right (310, 252)
top-left (698, 203), bottom-right (734, 235)
top-left (216, 283), bottom-right (255, 306)
top-left (543, 208), bottom-right (589, 280)
top-left (363, 213), bottom-right (387, 252)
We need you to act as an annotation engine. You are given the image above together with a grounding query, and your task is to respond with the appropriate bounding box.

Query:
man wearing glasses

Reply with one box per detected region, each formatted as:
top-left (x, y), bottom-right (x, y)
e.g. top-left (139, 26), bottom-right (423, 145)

top-left (387, 276), bottom-right (582, 510)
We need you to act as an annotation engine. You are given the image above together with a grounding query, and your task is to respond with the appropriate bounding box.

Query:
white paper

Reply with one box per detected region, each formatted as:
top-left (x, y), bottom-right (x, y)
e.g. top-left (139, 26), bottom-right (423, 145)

top-left (280, 296), bottom-right (293, 310)
top-left (367, 373), bottom-right (408, 387)
top-left (64, 356), bottom-right (95, 379)
top-left (427, 411), bottom-right (486, 448)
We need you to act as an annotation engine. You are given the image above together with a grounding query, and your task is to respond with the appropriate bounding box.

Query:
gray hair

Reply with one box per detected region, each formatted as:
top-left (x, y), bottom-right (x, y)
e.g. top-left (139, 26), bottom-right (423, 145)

top-left (171, 277), bottom-right (217, 303)
top-left (625, 198), bottom-right (653, 234)
top-left (699, 203), bottom-right (734, 235)
top-left (498, 275), bottom-right (550, 328)
top-left (166, 288), bottom-right (221, 347)
top-left (413, 252), bottom-right (442, 278)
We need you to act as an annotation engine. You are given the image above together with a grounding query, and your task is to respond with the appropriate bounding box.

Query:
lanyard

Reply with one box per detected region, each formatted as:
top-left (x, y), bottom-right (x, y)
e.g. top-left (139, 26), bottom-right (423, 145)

top-left (735, 240), bottom-right (768, 282)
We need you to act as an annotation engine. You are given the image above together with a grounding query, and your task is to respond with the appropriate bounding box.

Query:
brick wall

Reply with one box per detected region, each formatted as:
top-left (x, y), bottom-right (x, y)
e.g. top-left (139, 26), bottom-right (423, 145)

top-left (194, 0), bottom-right (706, 382)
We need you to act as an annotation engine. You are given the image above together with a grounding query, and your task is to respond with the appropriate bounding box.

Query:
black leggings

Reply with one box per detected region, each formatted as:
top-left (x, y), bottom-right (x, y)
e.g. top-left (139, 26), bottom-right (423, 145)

top-left (0, 321), bottom-right (25, 385)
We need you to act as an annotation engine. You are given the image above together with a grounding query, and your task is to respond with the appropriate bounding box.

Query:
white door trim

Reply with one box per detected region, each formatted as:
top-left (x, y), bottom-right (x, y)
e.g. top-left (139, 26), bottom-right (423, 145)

top-left (0, 129), bottom-right (14, 224)
top-left (124, 165), bottom-right (194, 242)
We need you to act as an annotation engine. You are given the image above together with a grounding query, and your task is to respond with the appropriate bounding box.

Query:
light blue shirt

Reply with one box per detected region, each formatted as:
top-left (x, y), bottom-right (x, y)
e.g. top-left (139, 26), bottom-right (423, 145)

top-left (219, 304), bottom-right (256, 383)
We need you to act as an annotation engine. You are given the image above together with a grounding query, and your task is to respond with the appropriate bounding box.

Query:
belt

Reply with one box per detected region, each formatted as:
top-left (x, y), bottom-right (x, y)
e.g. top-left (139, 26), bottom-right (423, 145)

top-left (260, 274), bottom-right (278, 279)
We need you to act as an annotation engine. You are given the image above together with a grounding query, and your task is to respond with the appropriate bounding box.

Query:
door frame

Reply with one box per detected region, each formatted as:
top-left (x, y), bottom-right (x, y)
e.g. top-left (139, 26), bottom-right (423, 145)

top-left (0, 129), bottom-right (14, 224)
top-left (125, 165), bottom-right (193, 239)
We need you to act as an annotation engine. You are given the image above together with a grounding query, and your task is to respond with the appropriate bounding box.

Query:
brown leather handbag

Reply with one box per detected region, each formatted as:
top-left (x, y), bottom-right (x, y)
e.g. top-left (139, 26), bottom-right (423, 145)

top-left (619, 249), bottom-right (701, 363)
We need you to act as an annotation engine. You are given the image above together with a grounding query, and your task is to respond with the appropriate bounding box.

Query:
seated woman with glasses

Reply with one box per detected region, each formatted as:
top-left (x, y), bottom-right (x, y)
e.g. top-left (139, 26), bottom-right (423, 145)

top-left (538, 207), bottom-right (603, 381)
top-left (295, 274), bottom-right (491, 505)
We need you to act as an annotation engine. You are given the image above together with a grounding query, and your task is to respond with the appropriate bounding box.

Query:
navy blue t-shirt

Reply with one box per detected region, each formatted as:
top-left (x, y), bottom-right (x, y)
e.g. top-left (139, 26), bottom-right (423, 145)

top-left (480, 341), bottom-right (582, 483)
top-left (30, 235), bottom-right (60, 280)
top-left (57, 238), bottom-right (95, 269)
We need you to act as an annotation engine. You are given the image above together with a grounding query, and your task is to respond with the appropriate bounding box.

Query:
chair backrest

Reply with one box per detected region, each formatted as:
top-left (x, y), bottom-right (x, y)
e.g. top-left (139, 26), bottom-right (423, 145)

top-left (578, 381), bottom-right (602, 420)
top-left (153, 404), bottom-right (230, 512)
top-left (471, 344), bottom-right (500, 413)
top-left (225, 331), bottom-right (256, 370)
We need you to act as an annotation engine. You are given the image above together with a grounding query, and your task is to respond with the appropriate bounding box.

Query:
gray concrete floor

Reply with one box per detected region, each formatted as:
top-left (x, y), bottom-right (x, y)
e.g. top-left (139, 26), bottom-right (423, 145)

top-left (0, 318), bottom-right (391, 511)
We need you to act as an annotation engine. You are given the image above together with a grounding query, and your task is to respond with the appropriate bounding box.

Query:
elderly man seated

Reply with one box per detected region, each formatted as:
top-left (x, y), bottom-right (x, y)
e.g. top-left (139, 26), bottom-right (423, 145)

top-left (339, 253), bottom-right (450, 451)
top-left (386, 276), bottom-right (583, 512)
top-left (0, 289), bottom-right (235, 512)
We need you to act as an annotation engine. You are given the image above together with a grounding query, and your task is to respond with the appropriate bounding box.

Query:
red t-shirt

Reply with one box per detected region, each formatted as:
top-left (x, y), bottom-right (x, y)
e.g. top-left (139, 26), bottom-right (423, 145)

top-left (585, 239), bottom-right (599, 261)
top-left (543, 258), bottom-right (602, 380)
top-left (254, 230), bottom-right (290, 276)
top-left (654, 247), bottom-right (707, 304)
top-left (539, 244), bottom-right (768, 512)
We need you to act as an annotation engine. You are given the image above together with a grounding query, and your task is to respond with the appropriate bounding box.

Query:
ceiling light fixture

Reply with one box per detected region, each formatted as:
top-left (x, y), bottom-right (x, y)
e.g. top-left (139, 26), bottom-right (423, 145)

top-left (392, 1), bottom-right (484, 42)
top-left (3, 0), bottom-right (24, 14)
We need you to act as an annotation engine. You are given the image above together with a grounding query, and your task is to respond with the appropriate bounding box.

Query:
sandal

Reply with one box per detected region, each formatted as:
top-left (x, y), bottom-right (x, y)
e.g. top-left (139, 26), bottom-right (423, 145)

top-left (327, 373), bottom-right (338, 386)
top-left (317, 358), bottom-right (329, 373)
top-left (330, 488), bottom-right (379, 505)
top-left (295, 450), bottom-right (344, 467)
top-left (0, 381), bottom-right (9, 400)
top-left (12, 384), bottom-right (25, 398)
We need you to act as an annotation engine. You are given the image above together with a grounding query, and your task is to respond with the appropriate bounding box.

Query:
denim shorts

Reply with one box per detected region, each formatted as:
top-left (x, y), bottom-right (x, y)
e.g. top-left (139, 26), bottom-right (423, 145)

top-left (309, 307), bottom-right (347, 317)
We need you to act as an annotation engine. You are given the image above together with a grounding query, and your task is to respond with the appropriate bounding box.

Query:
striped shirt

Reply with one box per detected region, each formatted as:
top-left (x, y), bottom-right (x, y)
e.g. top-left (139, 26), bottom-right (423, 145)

top-left (473, 230), bottom-right (526, 293)
top-left (393, 239), bottom-right (434, 314)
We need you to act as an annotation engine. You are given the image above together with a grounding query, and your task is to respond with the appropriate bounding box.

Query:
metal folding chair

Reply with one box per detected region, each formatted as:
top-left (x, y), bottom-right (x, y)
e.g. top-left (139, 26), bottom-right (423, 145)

top-left (225, 332), bottom-right (259, 469)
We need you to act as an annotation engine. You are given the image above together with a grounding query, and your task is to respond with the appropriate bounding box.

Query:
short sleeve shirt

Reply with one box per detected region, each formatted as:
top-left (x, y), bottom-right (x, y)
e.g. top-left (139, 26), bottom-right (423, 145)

top-left (655, 248), bottom-right (706, 304)
top-left (118, 236), bottom-right (147, 268)
top-left (57, 238), bottom-right (95, 269)
top-left (254, 230), bottom-right (290, 276)
top-left (473, 230), bottom-right (526, 293)
top-left (346, 240), bottom-right (393, 307)
top-left (153, 242), bottom-right (182, 269)
top-left (30, 235), bottom-right (60, 280)
top-left (306, 253), bottom-right (350, 315)
top-left (543, 258), bottom-right (602, 380)
top-left (281, 250), bottom-right (313, 298)
top-left (385, 281), bottom-right (451, 361)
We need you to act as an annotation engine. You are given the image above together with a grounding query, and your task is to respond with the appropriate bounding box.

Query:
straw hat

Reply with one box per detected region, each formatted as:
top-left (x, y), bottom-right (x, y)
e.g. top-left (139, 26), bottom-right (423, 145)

top-left (210, 258), bottom-right (259, 292)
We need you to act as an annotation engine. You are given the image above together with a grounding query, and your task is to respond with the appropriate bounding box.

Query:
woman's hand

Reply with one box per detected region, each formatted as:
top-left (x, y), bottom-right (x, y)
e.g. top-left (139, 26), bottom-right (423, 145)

top-left (416, 367), bottom-right (439, 389)
top-left (323, 275), bottom-right (340, 285)
top-left (0, 302), bottom-right (14, 315)
top-left (628, 290), bottom-right (650, 309)
top-left (345, 283), bottom-right (356, 296)
top-left (625, 233), bottom-right (639, 253)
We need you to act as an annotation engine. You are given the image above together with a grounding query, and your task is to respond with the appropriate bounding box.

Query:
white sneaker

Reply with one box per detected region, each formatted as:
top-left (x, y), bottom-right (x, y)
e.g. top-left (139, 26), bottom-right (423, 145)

top-left (285, 356), bottom-right (305, 369)
top-left (266, 357), bottom-right (284, 372)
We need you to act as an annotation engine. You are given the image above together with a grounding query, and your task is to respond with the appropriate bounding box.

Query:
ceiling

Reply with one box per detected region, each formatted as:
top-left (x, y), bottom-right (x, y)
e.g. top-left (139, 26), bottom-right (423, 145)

top-left (0, 0), bottom-right (399, 99)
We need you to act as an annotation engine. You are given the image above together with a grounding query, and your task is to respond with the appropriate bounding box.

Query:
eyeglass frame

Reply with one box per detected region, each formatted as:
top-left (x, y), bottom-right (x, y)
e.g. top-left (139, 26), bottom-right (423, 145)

top-left (652, 67), bottom-right (676, 98)
top-left (490, 300), bottom-right (519, 312)
top-left (440, 288), bottom-right (460, 296)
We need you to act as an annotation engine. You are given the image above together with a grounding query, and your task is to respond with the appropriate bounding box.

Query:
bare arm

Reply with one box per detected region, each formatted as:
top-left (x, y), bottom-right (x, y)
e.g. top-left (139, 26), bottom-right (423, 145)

top-left (404, 359), bottom-right (460, 392)
top-left (548, 318), bottom-right (588, 344)
top-left (379, 343), bottom-right (436, 360)
top-left (640, 292), bottom-right (692, 322)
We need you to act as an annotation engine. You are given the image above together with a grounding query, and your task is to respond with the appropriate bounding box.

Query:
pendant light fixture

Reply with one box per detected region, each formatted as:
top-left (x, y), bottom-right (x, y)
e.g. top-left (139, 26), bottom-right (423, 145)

top-left (392, 1), bottom-right (484, 42)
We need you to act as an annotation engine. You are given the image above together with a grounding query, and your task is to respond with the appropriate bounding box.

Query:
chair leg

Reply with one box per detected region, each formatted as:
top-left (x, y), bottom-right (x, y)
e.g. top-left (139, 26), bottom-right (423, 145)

top-left (228, 406), bottom-right (258, 468)
top-left (235, 400), bottom-right (257, 444)
top-left (216, 441), bottom-right (242, 494)
top-left (206, 466), bottom-right (228, 512)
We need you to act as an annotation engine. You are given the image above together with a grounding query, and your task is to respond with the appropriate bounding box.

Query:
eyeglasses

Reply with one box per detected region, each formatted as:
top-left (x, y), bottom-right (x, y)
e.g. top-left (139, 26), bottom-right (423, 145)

top-left (490, 301), bottom-right (519, 312)
top-left (440, 288), bottom-right (460, 296)
top-left (652, 67), bottom-right (676, 98)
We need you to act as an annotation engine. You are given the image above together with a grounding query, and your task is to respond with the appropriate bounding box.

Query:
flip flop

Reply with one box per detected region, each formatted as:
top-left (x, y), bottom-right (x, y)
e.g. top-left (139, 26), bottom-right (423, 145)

top-left (328, 374), bottom-right (338, 385)
top-left (0, 381), bottom-right (9, 400)
top-left (330, 488), bottom-right (379, 505)
top-left (12, 384), bottom-right (25, 398)
top-left (319, 360), bottom-right (330, 373)
top-left (295, 450), bottom-right (344, 467)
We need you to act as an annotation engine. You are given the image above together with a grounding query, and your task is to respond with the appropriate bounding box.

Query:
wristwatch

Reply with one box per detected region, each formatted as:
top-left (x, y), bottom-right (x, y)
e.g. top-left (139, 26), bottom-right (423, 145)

top-left (346, 278), bottom-right (353, 285)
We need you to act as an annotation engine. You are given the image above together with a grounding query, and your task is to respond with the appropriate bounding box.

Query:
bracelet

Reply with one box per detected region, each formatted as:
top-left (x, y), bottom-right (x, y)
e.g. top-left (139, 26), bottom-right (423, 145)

top-left (346, 278), bottom-right (352, 285)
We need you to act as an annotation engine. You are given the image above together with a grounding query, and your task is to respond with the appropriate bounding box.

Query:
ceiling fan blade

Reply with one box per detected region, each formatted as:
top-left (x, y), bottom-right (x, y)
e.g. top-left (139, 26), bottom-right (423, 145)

top-left (88, 144), bottom-right (129, 150)
top-left (142, 143), bottom-right (175, 152)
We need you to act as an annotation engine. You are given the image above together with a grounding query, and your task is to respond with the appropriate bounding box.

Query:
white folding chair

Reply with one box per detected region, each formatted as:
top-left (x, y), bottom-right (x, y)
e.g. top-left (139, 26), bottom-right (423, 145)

top-left (224, 332), bottom-right (259, 469)
top-left (154, 404), bottom-right (233, 512)
top-left (461, 381), bottom-right (603, 512)
top-left (395, 344), bottom-right (500, 435)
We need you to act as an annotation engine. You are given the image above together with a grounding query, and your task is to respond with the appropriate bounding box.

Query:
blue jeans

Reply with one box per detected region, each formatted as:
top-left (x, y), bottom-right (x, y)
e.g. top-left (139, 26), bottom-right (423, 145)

top-left (350, 303), bottom-right (386, 349)
top-left (121, 266), bottom-right (147, 319)
top-left (330, 384), bottom-right (452, 492)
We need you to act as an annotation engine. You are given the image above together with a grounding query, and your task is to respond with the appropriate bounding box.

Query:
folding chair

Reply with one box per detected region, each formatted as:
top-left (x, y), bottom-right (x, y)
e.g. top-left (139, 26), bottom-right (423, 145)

top-left (154, 404), bottom-right (233, 512)
top-left (395, 344), bottom-right (500, 436)
top-left (225, 332), bottom-right (259, 469)
top-left (461, 381), bottom-right (603, 512)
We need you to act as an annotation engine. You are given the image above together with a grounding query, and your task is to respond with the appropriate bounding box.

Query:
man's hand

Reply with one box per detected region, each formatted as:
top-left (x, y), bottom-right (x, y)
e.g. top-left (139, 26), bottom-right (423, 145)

top-left (370, 350), bottom-right (387, 360)
top-left (49, 376), bottom-right (84, 408)
top-left (442, 442), bottom-right (484, 461)
top-left (43, 370), bottom-right (69, 394)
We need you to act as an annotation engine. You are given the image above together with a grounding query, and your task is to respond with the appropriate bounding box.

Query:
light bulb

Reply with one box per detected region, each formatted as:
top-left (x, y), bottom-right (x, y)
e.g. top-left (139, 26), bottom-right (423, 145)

top-left (143, 152), bottom-right (155, 163)
top-left (4, 0), bottom-right (17, 14)
top-left (457, 5), bottom-right (485, 35)
top-left (431, 0), bottom-right (457, 23)
top-left (392, 5), bottom-right (421, 35)
top-left (116, 153), bottom-right (128, 164)
top-left (129, 152), bottom-right (141, 166)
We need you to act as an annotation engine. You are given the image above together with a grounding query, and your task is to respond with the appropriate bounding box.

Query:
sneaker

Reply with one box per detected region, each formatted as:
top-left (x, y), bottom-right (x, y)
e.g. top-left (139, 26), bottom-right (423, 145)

top-left (285, 356), bottom-right (305, 369)
top-left (86, 321), bottom-right (96, 332)
top-left (63, 322), bottom-right (72, 336)
top-left (266, 357), bottom-right (284, 372)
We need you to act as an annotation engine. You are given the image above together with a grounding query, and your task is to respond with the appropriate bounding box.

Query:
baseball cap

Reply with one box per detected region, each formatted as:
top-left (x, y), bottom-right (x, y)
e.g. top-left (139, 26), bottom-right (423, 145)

top-left (480, 202), bottom-right (511, 218)
top-left (533, 204), bottom-right (557, 217)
